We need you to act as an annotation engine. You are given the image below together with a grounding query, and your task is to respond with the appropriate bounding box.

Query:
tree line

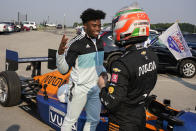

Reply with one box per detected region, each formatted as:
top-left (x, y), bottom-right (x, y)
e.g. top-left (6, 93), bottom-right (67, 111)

top-left (151, 23), bottom-right (196, 33)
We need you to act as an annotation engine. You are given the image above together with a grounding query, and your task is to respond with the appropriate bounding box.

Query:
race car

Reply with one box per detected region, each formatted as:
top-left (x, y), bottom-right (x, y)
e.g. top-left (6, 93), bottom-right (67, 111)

top-left (0, 49), bottom-right (196, 131)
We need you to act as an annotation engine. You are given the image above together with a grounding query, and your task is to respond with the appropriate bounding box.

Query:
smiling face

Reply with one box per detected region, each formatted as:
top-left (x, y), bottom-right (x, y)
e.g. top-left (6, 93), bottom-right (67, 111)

top-left (84, 20), bottom-right (101, 38)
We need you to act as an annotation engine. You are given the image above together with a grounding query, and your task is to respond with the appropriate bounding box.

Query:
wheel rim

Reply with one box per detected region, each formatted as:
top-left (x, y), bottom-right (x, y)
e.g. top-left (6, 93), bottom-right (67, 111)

top-left (0, 76), bottom-right (8, 103)
top-left (182, 63), bottom-right (196, 77)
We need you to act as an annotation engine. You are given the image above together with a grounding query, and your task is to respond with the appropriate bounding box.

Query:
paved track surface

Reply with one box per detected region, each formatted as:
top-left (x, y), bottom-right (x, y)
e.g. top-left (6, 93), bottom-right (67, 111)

top-left (0, 30), bottom-right (195, 131)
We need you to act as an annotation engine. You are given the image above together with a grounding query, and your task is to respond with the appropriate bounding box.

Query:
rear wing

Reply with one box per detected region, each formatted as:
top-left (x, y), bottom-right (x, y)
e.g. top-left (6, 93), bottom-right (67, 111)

top-left (6, 49), bottom-right (57, 77)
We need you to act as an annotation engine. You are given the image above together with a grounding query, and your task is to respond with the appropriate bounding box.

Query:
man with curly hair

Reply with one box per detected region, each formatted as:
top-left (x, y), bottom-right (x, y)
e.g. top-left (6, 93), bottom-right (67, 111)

top-left (56, 8), bottom-right (106, 131)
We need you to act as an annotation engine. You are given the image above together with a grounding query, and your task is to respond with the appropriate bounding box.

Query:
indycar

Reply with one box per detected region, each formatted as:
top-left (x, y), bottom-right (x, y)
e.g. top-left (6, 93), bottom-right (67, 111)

top-left (0, 49), bottom-right (196, 131)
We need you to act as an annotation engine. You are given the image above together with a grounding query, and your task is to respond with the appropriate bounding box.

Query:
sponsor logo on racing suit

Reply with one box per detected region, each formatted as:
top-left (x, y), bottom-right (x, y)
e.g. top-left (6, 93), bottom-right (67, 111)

top-left (139, 61), bottom-right (156, 76)
top-left (111, 74), bottom-right (118, 83)
top-left (112, 68), bottom-right (121, 73)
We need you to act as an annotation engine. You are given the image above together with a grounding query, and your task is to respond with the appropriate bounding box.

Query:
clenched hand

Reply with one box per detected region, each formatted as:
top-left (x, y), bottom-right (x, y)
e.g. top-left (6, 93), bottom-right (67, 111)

top-left (98, 72), bottom-right (108, 89)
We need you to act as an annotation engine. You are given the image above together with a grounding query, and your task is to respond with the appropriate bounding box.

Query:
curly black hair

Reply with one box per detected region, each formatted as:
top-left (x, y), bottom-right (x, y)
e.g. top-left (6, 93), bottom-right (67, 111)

top-left (80, 8), bottom-right (106, 24)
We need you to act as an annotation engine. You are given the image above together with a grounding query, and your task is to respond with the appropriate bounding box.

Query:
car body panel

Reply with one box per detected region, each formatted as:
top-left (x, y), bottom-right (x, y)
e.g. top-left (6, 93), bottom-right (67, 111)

top-left (56, 24), bottom-right (63, 29)
top-left (22, 21), bottom-right (37, 30)
top-left (34, 70), bottom-right (195, 131)
top-left (148, 35), bottom-right (196, 72)
top-left (100, 31), bottom-right (125, 69)
top-left (184, 34), bottom-right (196, 50)
top-left (148, 40), bottom-right (179, 68)
top-left (3, 22), bottom-right (14, 32)
top-left (174, 112), bottom-right (196, 131)
top-left (0, 23), bottom-right (9, 32)
top-left (34, 71), bottom-right (196, 131)
top-left (36, 95), bottom-right (108, 131)
top-left (33, 70), bottom-right (108, 130)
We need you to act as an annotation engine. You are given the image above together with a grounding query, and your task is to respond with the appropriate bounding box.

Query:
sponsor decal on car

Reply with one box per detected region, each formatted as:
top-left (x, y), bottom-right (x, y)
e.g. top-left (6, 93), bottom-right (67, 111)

top-left (49, 106), bottom-right (77, 130)
top-left (49, 106), bottom-right (65, 127)
top-left (43, 75), bottom-right (67, 87)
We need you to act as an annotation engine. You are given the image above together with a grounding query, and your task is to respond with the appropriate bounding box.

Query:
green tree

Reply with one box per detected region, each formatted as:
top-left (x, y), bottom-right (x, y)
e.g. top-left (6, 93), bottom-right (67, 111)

top-left (151, 23), bottom-right (196, 33)
top-left (73, 22), bottom-right (79, 28)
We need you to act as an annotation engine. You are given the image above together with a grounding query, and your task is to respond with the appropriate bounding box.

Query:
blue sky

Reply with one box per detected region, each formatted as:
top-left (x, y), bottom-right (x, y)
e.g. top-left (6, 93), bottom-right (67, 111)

top-left (0, 0), bottom-right (195, 26)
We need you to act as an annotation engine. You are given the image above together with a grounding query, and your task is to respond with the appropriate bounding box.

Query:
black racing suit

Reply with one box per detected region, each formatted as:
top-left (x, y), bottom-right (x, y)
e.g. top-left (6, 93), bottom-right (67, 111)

top-left (100, 44), bottom-right (158, 131)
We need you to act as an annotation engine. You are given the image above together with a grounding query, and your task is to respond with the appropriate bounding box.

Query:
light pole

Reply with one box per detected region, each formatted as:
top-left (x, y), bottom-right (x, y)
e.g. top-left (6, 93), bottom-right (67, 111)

top-left (47, 16), bottom-right (49, 24)
top-left (64, 14), bottom-right (66, 29)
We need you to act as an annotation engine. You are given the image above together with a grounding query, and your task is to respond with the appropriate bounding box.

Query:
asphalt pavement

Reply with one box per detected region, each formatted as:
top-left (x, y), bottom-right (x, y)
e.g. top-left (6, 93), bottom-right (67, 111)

top-left (0, 29), bottom-right (195, 131)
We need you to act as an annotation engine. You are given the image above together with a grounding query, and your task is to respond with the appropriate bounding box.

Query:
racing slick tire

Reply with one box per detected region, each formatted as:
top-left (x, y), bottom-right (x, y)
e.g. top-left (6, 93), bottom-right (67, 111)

top-left (179, 59), bottom-right (196, 78)
top-left (0, 71), bottom-right (21, 107)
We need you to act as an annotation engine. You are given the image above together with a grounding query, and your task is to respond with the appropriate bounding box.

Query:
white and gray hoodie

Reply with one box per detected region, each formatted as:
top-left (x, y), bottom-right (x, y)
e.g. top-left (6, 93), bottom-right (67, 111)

top-left (56, 33), bottom-right (105, 90)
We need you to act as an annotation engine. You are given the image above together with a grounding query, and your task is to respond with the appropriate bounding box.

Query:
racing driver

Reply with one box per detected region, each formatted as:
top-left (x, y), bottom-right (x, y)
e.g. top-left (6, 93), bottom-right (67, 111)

top-left (56, 8), bottom-right (106, 131)
top-left (98, 4), bottom-right (158, 131)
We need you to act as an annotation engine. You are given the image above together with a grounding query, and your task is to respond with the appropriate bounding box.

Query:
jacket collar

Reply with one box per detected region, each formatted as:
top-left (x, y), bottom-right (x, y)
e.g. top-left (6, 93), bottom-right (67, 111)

top-left (84, 32), bottom-right (100, 40)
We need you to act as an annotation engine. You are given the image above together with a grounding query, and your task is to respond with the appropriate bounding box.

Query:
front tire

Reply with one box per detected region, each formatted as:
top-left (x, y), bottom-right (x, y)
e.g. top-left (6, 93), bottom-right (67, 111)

top-left (179, 60), bottom-right (196, 78)
top-left (0, 71), bottom-right (21, 107)
top-left (30, 26), bottom-right (33, 30)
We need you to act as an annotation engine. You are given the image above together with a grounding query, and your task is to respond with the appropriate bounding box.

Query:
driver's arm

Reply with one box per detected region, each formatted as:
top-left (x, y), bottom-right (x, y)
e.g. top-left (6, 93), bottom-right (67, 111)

top-left (99, 60), bottom-right (129, 112)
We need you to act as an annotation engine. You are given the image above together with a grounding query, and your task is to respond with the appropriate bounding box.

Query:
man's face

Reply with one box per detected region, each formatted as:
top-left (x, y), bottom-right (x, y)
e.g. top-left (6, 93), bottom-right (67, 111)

top-left (84, 20), bottom-right (101, 38)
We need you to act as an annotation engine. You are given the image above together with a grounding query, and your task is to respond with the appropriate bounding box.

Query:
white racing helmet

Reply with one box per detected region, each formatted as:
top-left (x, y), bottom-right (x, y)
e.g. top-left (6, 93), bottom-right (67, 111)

top-left (112, 3), bottom-right (150, 47)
